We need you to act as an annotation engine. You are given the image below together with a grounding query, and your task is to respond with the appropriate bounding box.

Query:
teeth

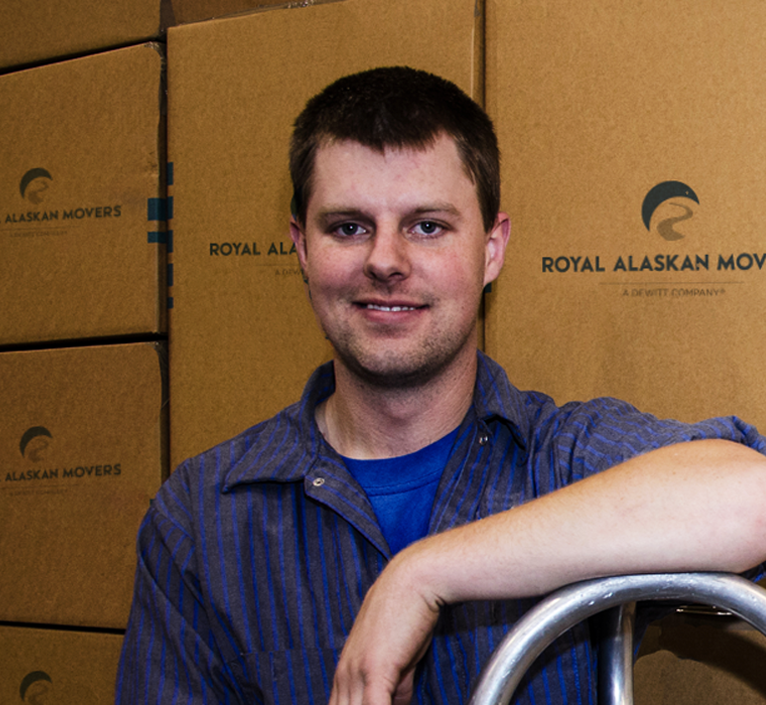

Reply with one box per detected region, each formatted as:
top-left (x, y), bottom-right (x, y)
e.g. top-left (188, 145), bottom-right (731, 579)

top-left (366, 304), bottom-right (416, 312)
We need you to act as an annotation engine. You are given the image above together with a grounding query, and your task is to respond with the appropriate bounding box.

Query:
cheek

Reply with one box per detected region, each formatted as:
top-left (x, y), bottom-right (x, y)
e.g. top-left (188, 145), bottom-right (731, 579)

top-left (436, 250), bottom-right (486, 293)
top-left (306, 251), bottom-right (353, 295)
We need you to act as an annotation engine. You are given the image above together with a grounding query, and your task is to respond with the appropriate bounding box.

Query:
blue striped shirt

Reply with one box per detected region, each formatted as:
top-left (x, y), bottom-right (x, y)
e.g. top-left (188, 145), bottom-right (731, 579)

top-left (116, 352), bottom-right (766, 705)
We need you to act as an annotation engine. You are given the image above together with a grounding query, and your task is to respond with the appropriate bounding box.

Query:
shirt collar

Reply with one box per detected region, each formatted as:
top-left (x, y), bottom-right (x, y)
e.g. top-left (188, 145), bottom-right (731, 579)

top-left (473, 350), bottom-right (530, 449)
top-left (222, 351), bottom-right (529, 490)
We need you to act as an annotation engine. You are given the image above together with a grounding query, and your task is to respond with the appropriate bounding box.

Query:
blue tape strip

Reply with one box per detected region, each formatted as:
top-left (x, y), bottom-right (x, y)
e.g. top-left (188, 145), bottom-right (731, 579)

top-left (147, 197), bottom-right (174, 221)
top-left (147, 198), bottom-right (166, 221)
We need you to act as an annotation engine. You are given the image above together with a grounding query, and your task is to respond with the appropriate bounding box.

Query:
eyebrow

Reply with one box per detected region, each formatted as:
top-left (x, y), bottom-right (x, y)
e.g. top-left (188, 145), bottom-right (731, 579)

top-left (412, 202), bottom-right (462, 218)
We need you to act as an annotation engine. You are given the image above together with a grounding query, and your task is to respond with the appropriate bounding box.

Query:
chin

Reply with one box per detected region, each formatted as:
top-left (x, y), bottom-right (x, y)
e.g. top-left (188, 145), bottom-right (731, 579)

top-left (337, 347), bottom-right (466, 390)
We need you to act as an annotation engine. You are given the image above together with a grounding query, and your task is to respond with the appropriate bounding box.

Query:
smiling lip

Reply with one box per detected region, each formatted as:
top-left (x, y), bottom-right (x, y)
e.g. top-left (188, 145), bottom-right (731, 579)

top-left (364, 303), bottom-right (420, 312)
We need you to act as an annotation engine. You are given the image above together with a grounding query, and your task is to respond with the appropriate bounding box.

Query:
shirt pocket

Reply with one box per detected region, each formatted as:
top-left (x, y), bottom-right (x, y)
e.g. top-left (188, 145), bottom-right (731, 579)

top-left (227, 647), bottom-right (339, 705)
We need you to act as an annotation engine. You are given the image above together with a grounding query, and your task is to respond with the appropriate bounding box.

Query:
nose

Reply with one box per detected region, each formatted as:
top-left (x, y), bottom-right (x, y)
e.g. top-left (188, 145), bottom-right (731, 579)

top-left (363, 225), bottom-right (412, 282)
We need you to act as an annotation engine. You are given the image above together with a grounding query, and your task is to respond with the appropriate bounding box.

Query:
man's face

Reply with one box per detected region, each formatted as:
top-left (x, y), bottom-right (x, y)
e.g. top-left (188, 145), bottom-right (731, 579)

top-left (290, 133), bottom-right (509, 388)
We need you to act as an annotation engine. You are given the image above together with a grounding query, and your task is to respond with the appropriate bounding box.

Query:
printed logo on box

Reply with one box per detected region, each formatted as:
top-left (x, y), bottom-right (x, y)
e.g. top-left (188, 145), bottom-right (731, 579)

top-left (20, 671), bottom-right (53, 704)
top-left (641, 180), bottom-right (699, 241)
top-left (2, 167), bottom-right (123, 229)
top-left (19, 426), bottom-right (52, 463)
top-left (540, 180), bottom-right (766, 282)
top-left (4, 426), bottom-right (122, 485)
top-left (20, 168), bottom-right (53, 206)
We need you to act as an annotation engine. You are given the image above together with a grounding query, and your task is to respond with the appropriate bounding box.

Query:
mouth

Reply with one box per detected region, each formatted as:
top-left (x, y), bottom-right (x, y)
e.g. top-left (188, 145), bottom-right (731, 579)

top-left (363, 303), bottom-right (421, 312)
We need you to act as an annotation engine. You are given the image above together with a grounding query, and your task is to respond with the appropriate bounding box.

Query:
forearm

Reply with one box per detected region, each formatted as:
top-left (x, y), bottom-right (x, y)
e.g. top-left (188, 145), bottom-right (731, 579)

top-left (401, 439), bottom-right (766, 608)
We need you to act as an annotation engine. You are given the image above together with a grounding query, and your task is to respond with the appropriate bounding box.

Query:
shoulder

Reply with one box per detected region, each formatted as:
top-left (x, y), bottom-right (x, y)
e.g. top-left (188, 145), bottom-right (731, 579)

top-left (151, 398), bottom-right (307, 532)
top-left (474, 352), bottom-right (642, 450)
top-left (533, 395), bottom-right (766, 479)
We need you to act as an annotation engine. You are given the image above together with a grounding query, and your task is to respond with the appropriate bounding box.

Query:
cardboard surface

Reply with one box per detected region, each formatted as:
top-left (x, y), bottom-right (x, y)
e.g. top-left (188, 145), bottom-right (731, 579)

top-left (166, 0), bottom-right (483, 469)
top-left (172, 0), bottom-right (295, 24)
top-left (485, 0), bottom-right (766, 430)
top-left (635, 612), bottom-right (766, 703)
top-left (0, 342), bottom-right (167, 629)
top-left (0, 43), bottom-right (167, 347)
top-left (0, 624), bottom-right (124, 705)
top-left (0, 0), bottom-right (167, 70)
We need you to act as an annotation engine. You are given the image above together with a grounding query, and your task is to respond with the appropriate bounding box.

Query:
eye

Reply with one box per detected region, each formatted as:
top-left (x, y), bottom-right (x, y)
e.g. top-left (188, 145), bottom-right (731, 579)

top-left (333, 222), bottom-right (367, 238)
top-left (412, 220), bottom-right (444, 237)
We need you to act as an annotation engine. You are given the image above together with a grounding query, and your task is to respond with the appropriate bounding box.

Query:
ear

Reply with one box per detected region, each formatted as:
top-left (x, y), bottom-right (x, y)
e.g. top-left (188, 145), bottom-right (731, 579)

top-left (289, 216), bottom-right (309, 278)
top-left (483, 212), bottom-right (511, 287)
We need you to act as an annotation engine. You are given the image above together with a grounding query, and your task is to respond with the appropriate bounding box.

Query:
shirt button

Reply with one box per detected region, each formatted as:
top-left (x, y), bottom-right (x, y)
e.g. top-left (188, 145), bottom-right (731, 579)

top-left (478, 433), bottom-right (489, 446)
top-left (312, 477), bottom-right (325, 487)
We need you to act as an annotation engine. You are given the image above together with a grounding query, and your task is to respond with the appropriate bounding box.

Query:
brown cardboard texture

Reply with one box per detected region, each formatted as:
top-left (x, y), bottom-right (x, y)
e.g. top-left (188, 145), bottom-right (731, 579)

top-left (485, 0), bottom-right (766, 430)
top-left (172, 0), bottom-right (291, 24)
top-left (635, 613), bottom-right (766, 704)
top-left (0, 624), bottom-right (124, 705)
top-left (0, 342), bottom-right (167, 629)
top-left (0, 0), bottom-right (167, 71)
top-left (0, 43), bottom-right (167, 347)
top-left (166, 0), bottom-right (483, 469)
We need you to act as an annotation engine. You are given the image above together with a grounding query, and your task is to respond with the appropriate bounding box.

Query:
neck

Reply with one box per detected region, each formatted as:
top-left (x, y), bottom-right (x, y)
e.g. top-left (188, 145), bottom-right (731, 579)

top-left (317, 350), bottom-right (478, 459)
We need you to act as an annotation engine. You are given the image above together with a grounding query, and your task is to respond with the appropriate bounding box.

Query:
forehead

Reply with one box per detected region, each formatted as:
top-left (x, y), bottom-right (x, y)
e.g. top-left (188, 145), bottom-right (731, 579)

top-left (308, 134), bottom-right (479, 214)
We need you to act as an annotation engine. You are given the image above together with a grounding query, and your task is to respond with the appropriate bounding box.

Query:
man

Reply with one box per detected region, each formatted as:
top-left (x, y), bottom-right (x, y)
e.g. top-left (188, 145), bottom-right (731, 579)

top-left (116, 67), bottom-right (766, 705)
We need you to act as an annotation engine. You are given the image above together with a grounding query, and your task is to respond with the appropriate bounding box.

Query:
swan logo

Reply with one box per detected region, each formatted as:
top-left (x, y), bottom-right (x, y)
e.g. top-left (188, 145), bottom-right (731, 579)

top-left (19, 168), bottom-right (53, 205)
top-left (19, 671), bottom-right (54, 704)
top-left (641, 181), bottom-right (699, 241)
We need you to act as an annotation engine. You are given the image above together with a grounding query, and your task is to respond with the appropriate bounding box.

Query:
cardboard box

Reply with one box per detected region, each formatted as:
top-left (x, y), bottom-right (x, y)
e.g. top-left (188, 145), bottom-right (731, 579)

top-left (0, 0), bottom-right (347, 72)
top-left (0, 624), bottom-right (124, 705)
top-left (0, 0), bottom-right (169, 71)
top-left (172, 0), bottom-right (293, 24)
top-left (0, 43), bottom-right (167, 347)
top-left (485, 0), bottom-right (766, 430)
top-left (166, 0), bottom-right (483, 469)
top-left (635, 612), bottom-right (766, 703)
top-left (0, 342), bottom-right (167, 629)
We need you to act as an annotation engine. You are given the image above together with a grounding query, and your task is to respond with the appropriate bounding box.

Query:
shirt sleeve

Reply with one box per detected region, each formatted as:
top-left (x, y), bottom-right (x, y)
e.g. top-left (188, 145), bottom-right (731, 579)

top-left (550, 397), bottom-right (766, 485)
top-left (115, 489), bottom-right (256, 705)
top-left (551, 400), bottom-right (766, 582)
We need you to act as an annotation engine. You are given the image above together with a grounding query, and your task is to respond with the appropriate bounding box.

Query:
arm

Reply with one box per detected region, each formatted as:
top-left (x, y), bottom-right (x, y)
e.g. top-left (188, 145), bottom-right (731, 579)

top-left (329, 439), bottom-right (766, 705)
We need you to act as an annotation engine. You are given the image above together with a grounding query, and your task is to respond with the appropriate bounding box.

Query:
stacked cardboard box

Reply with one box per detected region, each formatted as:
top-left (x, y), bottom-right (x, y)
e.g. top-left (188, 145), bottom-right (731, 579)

top-left (0, 0), bottom-right (282, 72)
top-left (0, 343), bottom-right (167, 629)
top-left (485, 0), bottom-right (766, 430)
top-left (0, 0), bottom-right (166, 71)
top-left (0, 625), bottom-right (126, 704)
top-left (166, 0), bottom-right (483, 469)
top-left (0, 43), bottom-right (168, 346)
top-left (0, 23), bottom-right (171, 699)
top-left (0, 341), bottom-right (167, 700)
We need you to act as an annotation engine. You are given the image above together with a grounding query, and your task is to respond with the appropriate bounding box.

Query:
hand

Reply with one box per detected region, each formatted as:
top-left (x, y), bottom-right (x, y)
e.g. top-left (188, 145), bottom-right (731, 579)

top-left (329, 547), bottom-right (442, 705)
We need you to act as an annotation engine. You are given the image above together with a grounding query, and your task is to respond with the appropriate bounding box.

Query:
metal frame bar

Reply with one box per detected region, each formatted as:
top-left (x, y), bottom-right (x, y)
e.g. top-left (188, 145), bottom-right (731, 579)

top-left (468, 573), bottom-right (766, 705)
top-left (598, 603), bottom-right (636, 705)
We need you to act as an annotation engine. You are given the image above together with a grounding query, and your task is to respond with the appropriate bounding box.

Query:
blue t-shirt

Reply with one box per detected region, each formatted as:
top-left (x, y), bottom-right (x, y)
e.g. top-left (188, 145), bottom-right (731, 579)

top-left (342, 428), bottom-right (459, 554)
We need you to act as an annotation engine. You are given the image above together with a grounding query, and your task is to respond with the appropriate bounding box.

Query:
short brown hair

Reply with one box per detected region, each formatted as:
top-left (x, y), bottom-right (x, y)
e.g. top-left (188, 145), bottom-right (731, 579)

top-left (289, 66), bottom-right (500, 232)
